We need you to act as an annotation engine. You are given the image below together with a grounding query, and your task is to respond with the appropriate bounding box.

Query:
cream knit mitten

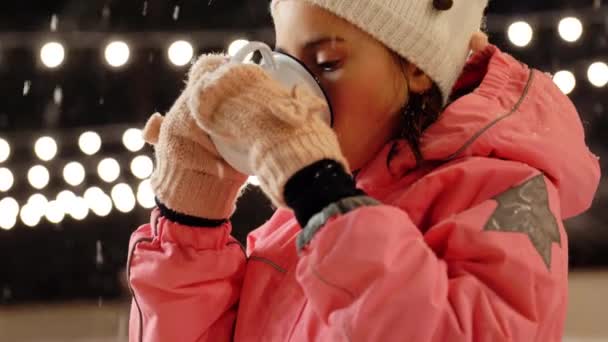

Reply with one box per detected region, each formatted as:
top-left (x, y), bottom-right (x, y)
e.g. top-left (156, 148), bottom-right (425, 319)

top-left (189, 63), bottom-right (348, 207)
top-left (142, 54), bottom-right (248, 220)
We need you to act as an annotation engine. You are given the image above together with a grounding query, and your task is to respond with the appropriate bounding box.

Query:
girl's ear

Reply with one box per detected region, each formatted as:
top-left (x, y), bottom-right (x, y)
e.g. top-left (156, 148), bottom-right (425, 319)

top-left (404, 63), bottom-right (433, 95)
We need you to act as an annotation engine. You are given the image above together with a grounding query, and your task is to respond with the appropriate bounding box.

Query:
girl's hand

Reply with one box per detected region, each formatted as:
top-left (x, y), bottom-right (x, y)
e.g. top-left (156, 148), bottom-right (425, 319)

top-left (188, 63), bottom-right (348, 207)
top-left (142, 54), bottom-right (248, 220)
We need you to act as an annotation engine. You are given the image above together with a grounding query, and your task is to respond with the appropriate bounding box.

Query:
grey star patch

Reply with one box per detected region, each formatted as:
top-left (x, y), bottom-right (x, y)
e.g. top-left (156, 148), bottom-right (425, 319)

top-left (483, 175), bottom-right (561, 270)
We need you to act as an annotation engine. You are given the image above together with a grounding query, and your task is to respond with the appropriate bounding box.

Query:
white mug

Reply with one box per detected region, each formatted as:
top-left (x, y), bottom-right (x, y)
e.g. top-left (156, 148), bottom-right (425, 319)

top-left (211, 41), bottom-right (333, 175)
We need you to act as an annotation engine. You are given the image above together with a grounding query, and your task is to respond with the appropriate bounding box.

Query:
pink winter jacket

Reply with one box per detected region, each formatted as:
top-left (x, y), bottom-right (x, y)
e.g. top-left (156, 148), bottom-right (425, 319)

top-left (127, 46), bottom-right (600, 341)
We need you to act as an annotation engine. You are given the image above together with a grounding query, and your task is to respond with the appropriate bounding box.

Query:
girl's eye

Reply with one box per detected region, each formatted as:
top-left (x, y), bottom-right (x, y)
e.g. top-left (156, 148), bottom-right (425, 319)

top-left (317, 60), bottom-right (341, 72)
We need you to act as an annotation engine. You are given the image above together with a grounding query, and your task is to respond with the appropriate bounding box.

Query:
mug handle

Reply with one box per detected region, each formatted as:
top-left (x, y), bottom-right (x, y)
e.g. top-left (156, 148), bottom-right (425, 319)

top-left (230, 41), bottom-right (277, 70)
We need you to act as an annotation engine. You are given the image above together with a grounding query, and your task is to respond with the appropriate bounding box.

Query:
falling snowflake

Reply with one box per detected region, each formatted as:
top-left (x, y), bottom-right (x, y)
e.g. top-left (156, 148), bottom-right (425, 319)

top-left (23, 80), bottom-right (31, 95)
top-left (50, 14), bottom-right (58, 32)
top-left (173, 5), bottom-right (180, 20)
top-left (96, 240), bottom-right (104, 266)
top-left (102, 5), bottom-right (111, 19)
top-left (54, 86), bottom-right (63, 105)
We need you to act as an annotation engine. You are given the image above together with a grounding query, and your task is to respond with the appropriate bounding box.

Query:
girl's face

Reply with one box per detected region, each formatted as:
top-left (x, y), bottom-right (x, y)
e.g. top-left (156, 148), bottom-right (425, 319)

top-left (273, 1), bottom-right (431, 171)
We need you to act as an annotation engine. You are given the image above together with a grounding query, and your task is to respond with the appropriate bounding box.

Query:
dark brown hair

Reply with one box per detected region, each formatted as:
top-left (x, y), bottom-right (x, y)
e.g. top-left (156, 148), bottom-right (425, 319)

top-left (387, 56), bottom-right (444, 167)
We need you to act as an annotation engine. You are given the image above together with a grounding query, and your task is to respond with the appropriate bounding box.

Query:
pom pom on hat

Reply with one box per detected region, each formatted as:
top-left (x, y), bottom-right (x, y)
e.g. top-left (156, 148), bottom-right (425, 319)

top-left (433, 0), bottom-right (454, 11)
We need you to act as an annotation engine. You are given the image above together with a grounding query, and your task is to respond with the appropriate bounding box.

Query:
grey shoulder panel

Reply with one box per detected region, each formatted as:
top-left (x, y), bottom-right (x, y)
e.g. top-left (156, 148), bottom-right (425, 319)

top-left (483, 174), bottom-right (561, 270)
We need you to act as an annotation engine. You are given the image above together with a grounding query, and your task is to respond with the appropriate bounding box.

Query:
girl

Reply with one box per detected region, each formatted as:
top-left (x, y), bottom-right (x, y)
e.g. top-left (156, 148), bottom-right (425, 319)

top-left (128, 0), bottom-right (600, 341)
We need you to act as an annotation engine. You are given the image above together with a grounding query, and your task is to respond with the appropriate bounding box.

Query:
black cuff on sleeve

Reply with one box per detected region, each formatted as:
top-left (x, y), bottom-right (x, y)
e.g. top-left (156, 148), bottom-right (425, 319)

top-left (284, 159), bottom-right (364, 227)
top-left (155, 197), bottom-right (228, 228)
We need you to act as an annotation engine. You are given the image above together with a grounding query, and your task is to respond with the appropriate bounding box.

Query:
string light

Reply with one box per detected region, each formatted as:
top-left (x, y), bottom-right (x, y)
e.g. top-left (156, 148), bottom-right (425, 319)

top-left (68, 197), bottom-right (89, 220)
top-left (587, 62), bottom-right (608, 88)
top-left (97, 158), bottom-right (121, 183)
top-left (0, 168), bottom-right (14, 192)
top-left (84, 187), bottom-right (104, 207)
top-left (111, 183), bottom-right (136, 213)
top-left (136, 179), bottom-right (155, 209)
top-left (130, 155), bottom-right (154, 179)
top-left (0, 197), bottom-right (19, 229)
top-left (27, 194), bottom-right (48, 214)
top-left (558, 17), bottom-right (583, 43)
top-left (105, 41), bottom-right (130, 68)
top-left (507, 21), bottom-right (533, 47)
top-left (553, 70), bottom-right (576, 95)
top-left (56, 190), bottom-right (77, 213)
top-left (28, 165), bottom-right (50, 190)
top-left (78, 131), bottom-right (102, 155)
top-left (84, 187), bottom-right (113, 217)
top-left (168, 40), bottom-right (194, 66)
top-left (20, 203), bottom-right (43, 227)
top-left (40, 42), bottom-right (65, 68)
top-left (93, 194), bottom-right (113, 217)
top-left (122, 128), bottom-right (145, 152)
top-left (0, 214), bottom-right (17, 230)
top-left (0, 138), bottom-right (10, 163)
top-left (34, 136), bottom-right (58, 161)
top-left (228, 39), bottom-right (253, 61)
top-left (45, 200), bottom-right (65, 224)
top-left (0, 197), bottom-right (19, 216)
top-left (63, 161), bottom-right (86, 186)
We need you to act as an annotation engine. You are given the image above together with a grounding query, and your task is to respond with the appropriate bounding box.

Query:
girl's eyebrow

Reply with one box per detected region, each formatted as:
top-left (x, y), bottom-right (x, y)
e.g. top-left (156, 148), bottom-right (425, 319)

top-left (302, 36), bottom-right (345, 50)
top-left (274, 36), bottom-right (345, 54)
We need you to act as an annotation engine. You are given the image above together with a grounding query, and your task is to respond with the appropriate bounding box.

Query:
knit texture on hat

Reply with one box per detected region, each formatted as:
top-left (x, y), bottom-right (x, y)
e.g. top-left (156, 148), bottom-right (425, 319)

top-left (271, 0), bottom-right (488, 105)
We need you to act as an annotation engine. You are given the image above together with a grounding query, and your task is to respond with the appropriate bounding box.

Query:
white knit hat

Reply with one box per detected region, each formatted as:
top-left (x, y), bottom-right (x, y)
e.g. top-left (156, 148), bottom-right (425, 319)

top-left (271, 0), bottom-right (488, 105)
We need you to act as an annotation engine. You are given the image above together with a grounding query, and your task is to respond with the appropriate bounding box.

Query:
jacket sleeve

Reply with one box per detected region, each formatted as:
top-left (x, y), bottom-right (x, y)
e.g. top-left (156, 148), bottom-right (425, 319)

top-left (127, 208), bottom-right (246, 342)
top-left (294, 158), bottom-right (570, 341)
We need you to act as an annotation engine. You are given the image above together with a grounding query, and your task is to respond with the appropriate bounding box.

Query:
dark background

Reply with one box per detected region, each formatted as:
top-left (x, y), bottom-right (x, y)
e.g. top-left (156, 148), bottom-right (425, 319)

top-left (0, 0), bottom-right (606, 305)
